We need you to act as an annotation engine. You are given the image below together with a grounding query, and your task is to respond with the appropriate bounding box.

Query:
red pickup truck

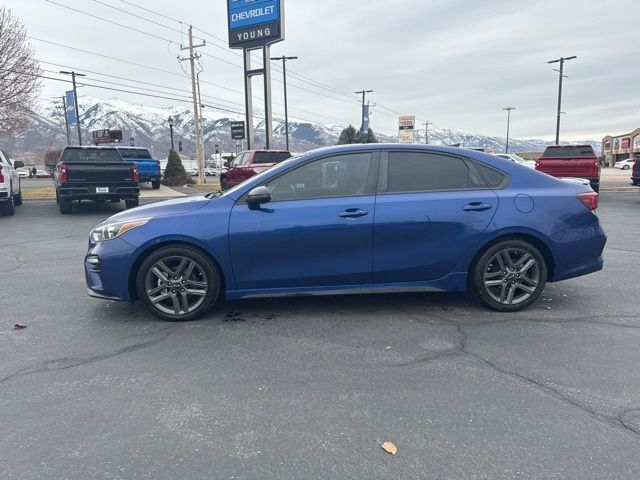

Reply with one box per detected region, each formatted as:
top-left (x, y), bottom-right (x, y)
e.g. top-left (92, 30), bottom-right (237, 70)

top-left (220, 149), bottom-right (291, 190)
top-left (536, 145), bottom-right (600, 192)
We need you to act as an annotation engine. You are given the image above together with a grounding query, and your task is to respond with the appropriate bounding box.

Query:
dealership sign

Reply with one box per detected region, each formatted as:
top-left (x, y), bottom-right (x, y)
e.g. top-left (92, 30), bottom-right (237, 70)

top-left (230, 121), bottom-right (246, 140)
top-left (228, 0), bottom-right (284, 49)
top-left (398, 116), bottom-right (416, 143)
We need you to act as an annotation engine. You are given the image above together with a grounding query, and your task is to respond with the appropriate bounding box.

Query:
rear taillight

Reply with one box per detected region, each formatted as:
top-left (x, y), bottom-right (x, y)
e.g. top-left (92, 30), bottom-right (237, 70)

top-left (131, 164), bottom-right (139, 182)
top-left (0, 164), bottom-right (4, 183)
top-left (577, 192), bottom-right (598, 211)
top-left (155, 161), bottom-right (161, 174)
top-left (59, 163), bottom-right (68, 183)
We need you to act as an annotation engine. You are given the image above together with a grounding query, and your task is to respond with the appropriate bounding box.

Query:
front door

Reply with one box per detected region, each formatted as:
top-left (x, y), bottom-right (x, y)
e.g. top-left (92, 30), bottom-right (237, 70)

top-left (373, 150), bottom-right (499, 283)
top-left (229, 152), bottom-right (378, 291)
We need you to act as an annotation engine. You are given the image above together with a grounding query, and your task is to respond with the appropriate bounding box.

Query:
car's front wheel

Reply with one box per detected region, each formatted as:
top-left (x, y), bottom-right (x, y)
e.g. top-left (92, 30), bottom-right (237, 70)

top-left (623, 165), bottom-right (630, 170)
top-left (136, 245), bottom-right (221, 321)
top-left (470, 239), bottom-right (547, 312)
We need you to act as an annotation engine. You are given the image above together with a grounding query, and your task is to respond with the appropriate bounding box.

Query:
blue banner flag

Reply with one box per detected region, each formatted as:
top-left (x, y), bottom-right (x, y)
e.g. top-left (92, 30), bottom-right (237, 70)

top-left (65, 90), bottom-right (77, 127)
top-left (362, 104), bottom-right (370, 132)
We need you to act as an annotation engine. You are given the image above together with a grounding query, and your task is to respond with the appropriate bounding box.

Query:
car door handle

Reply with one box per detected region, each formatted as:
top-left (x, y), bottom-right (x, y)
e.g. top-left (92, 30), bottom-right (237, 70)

top-left (339, 208), bottom-right (369, 218)
top-left (463, 202), bottom-right (493, 212)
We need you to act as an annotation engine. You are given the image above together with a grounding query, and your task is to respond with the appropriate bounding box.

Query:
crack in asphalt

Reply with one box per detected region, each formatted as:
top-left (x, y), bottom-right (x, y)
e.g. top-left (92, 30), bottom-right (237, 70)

top-left (619, 408), bottom-right (640, 434)
top-left (0, 255), bottom-right (28, 274)
top-left (606, 246), bottom-right (640, 255)
top-left (0, 234), bottom-right (86, 248)
top-left (0, 327), bottom-right (174, 385)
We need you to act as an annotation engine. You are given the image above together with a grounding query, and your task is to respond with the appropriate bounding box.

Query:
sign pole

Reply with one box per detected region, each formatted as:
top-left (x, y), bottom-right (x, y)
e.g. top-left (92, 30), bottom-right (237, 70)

top-left (263, 45), bottom-right (273, 149)
top-left (244, 49), bottom-right (254, 150)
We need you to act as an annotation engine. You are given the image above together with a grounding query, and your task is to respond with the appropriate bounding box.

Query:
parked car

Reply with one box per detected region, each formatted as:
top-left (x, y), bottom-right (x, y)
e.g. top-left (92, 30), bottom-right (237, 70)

top-left (0, 149), bottom-right (23, 216)
top-left (187, 168), bottom-right (199, 176)
top-left (35, 169), bottom-right (51, 178)
top-left (85, 144), bottom-right (606, 321)
top-left (631, 155), bottom-right (640, 186)
top-left (16, 168), bottom-right (29, 178)
top-left (205, 167), bottom-right (221, 176)
top-left (116, 147), bottom-right (162, 189)
top-left (614, 158), bottom-right (635, 170)
top-left (220, 149), bottom-right (291, 190)
top-left (53, 146), bottom-right (140, 214)
top-left (535, 145), bottom-right (600, 192)
top-left (493, 153), bottom-right (536, 168)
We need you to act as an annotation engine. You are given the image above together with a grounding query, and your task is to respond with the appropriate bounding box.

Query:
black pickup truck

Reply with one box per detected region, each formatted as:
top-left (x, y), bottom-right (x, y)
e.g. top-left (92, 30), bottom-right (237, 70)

top-left (53, 146), bottom-right (140, 214)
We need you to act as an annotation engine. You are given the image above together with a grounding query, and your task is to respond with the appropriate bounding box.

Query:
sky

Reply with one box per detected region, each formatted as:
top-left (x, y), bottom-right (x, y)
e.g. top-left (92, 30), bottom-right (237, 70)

top-left (5, 0), bottom-right (638, 141)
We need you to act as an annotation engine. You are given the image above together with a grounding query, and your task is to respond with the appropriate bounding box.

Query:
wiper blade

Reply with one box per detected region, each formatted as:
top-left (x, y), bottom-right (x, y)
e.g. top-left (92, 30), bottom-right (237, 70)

top-left (205, 190), bottom-right (222, 199)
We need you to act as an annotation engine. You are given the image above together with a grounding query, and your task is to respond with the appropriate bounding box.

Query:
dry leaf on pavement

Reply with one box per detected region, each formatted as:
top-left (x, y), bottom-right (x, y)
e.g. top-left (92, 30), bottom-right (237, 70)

top-left (381, 441), bottom-right (397, 455)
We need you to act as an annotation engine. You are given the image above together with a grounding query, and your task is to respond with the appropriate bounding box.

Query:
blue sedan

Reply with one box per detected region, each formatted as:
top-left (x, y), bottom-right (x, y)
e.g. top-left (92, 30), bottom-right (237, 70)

top-left (85, 144), bottom-right (606, 321)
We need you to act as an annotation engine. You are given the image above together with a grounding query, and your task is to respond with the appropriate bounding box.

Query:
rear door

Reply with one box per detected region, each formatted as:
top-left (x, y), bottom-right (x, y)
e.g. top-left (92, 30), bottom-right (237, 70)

top-left (373, 150), bottom-right (499, 283)
top-left (229, 151), bottom-right (378, 290)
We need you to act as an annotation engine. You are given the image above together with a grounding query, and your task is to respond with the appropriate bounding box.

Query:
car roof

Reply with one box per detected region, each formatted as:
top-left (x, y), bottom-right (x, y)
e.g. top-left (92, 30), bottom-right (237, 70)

top-left (63, 146), bottom-right (118, 150)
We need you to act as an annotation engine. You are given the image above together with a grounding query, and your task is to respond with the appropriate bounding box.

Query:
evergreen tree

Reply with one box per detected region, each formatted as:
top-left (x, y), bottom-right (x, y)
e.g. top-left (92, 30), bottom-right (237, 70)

top-left (356, 128), bottom-right (378, 144)
top-left (162, 149), bottom-right (191, 186)
top-left (337, 125), bottom-right (358, 145)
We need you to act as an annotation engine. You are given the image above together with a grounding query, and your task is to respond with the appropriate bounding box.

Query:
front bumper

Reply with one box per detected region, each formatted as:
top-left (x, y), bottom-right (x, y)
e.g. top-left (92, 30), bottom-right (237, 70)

top-left (85, 236), bottom-right (137, 302)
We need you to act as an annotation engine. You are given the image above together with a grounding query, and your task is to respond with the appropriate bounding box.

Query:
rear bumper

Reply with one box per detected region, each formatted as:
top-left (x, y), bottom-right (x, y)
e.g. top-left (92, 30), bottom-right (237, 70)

top-left (59, 185), bottom-right (140, 200)
top-left (550, 220), bottom-right (607, 282)
top-left (139, 175), bottom-right (161, 183)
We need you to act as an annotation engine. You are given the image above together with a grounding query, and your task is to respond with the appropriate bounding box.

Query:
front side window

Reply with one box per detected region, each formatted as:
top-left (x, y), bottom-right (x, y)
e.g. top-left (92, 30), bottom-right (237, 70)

top-left (232, 153), bottom-right (245, 167)
top-left (266, 153), bottom-right (373, 201)
top-left (386, 152), bottom-right (484, 192)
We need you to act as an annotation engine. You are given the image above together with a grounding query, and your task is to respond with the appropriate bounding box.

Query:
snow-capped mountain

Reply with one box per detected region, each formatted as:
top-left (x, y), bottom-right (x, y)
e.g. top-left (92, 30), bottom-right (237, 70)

top-left (2, 97), bottom-right (600, 158)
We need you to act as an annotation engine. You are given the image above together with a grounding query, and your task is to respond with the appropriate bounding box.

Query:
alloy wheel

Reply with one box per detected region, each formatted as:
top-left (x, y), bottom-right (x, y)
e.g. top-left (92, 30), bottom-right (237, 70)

top-left (482, 248), bottom-right (540, 305)
top-left (144, 256), bottom-right (208, 316)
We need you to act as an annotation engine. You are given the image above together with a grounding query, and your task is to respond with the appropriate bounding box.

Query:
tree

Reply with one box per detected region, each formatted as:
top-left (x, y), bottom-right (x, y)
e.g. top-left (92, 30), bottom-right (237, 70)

top-left (162, 149), bottom-right (192, 186)
top-left (356, 128), bottom-right (378, 144)
top-left (0, 7), bottom-right (41, 136)
top-left (337, 125), bottom-right (358, 145)
top-left (44, 149), bottom-right (62, 164)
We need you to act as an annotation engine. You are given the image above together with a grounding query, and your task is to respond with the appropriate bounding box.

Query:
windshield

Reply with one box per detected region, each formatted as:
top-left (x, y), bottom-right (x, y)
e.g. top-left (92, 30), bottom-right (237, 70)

top-left (60, 148), bottom-right (122, 163)
top-left (117, 148), bottom-right (152, 159)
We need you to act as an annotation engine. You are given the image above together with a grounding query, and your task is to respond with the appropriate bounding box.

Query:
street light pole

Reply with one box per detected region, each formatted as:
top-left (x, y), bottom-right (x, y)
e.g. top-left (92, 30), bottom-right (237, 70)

top-left (60, 70), bottom-right (86, 146)
top-left (355, 89), bottom-right (373, 133)
top-left (422, 121), bottom-right (432, 144)
top-left (548, 56), bottom-right (577, 145)
top-left (271, 55), bottom-right (297, 151)
top-left (168, 116), bottom-right (175, 150)
top-left (502, 107), bottom-right (515, 153)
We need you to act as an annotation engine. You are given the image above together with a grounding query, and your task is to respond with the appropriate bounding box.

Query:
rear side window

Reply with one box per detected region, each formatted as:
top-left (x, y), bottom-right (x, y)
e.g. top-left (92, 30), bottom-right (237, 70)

top-left (542, 146), bottom-right (596, 158)
top-left (386, 152), bottom-right (485, 192)
top-left (474, 163), bottom-right (507, 188)
top-left (118, 149), bottom-right (152, 159)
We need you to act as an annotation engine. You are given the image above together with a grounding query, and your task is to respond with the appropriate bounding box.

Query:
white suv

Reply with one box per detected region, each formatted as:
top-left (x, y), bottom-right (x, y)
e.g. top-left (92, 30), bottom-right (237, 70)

top-left (0, 149), bottom-right (23, 216)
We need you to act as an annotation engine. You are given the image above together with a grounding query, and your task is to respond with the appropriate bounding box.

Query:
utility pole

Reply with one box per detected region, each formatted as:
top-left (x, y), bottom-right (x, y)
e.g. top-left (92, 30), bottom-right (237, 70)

top-left (355, 89), bottom-right (373, 133)
top-left (271, 55), bottom-right (297, 151)
top-left (60, 70), bottom-right (85, 145)
top-left (548, 56), bottom-right (577, 145)
top-left (196, 71), bottom-right (207, 181)
top-left (180, 27), bottom-right (206, 183)
top-left (502, 107), bottom-right (515, 153)
top-left (422, 121), bottom-right (432, 144)
top-left (53, 97), bottom-right (71, 145)
top-left (168, 116), bottom-right (175, 150)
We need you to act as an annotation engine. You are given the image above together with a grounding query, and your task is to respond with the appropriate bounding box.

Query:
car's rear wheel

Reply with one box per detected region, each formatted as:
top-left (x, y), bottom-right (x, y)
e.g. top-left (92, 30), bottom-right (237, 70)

top-left (58, 197), bottom-right (72, 214)
top-left (151, 180), bottom-right (161, 190)
top-left (0, 196), bottom-right (15, 216)
top-left (13, 190), bottom-right (22, 206)
top-left (623, 165), bottom-right (630, 170)
top-left (136, 246), bottom-right (220, 321)
top-left (125, 198), bottom-right (139, 209)
top-left (470, 239), bottom-right (547, 312)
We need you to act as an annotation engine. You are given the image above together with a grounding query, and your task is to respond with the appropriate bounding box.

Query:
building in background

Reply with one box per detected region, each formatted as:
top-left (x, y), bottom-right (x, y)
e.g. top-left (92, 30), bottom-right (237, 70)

top-left (602, 128), bottom-right (640, 166)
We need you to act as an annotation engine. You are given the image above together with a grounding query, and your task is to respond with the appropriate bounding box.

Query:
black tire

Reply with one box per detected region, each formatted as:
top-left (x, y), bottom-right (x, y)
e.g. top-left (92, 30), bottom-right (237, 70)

top-left (592, 184), bottom-right (599, 193)
top-left (151, 180), bottom-right (161, 190)
top-left (55, 190), bottom-right (59, 204)
top-left (0, 196), bottom-right (15, 216)
top-left (59, 197), bottom-right (73, 214)
top-left (13, 190), bottom-right (22, 206)
top-left (125, 198), bottom-right (139, 209)
top-left (470, 239), bottom-right (547, 312)
top-left (136, 245), bottom-right (221, 321)
top-left (220, 177), bottom-right (228, 191)
top-left (623, 165), bottom-right (630, 170)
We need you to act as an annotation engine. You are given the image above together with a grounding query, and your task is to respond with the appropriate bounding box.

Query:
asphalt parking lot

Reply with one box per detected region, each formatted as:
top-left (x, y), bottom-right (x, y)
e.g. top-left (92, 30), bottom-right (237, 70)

top-left (1, 192), bottom-right (639, 479)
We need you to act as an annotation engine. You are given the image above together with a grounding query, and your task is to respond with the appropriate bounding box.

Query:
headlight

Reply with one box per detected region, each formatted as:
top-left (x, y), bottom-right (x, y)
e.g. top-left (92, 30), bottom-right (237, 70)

top-left (90, 218), bottom-right (150, 242)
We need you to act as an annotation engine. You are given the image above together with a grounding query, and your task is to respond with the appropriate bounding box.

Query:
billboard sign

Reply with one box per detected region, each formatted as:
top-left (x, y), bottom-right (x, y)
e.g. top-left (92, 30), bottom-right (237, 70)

top-left (92, 129), bottom-right (123, 144)
top-left (634, 136), bottom-right (640, 151)
top-left (231, 121), bottom-right (246, 140)
top-left (621, 137), bottom-right (631, 149)
top-left (65, 90), bottom-right (77, 127)
top-left (398, 115), bottom-right (415, 143)
top-left (228, 0), bottom-right (283, 49)
top-left (613, 138), bottom-right (620, 151)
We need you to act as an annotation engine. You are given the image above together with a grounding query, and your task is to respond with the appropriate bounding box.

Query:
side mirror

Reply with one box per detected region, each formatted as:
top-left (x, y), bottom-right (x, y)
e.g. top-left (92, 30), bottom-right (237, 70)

top-left (223, 160), bottom-right (230, 168)
top-left (246, 186), bottom-right (271, 207)
top-left (45, 159), bottom-right (57, 167)
top-left (13, 160), bottom-right (24, 168)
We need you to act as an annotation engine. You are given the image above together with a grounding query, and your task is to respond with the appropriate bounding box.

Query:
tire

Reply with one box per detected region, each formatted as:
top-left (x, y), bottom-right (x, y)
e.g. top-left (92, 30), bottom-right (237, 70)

top-left (0, 196), bottom-right (15, 216)
top-left (59, 197), bottom-right (73, 214)
top-left (470, 239), bottom-right (547, 312)
top-left (623, 165), bottom-right (630, 170)
top-left (13, 190), bottom-right (22, 206)
top-left (151, 180), bottom-right (161, 190)
top-left (136, 245), bottom-right (221, 321)
top-left (125, 198), bottom-right (139, 209)
top-left (591, 184), bottom-right (599, 193)
top-left (220, 177), bottom-right (228, 191)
